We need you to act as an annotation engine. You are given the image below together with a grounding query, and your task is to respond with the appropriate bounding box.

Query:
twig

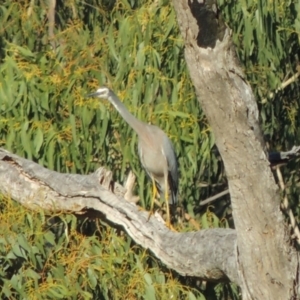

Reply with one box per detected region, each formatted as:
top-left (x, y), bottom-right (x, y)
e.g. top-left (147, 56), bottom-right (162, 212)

top-left (124, 171), bottom-right (140, 204)
top-left (262, 70), bottom-right (300, 103)
top-left (27, 0), bottom-right (35, 17)
top-left (47, 0), bottom-right (56, 50)
top-left (200, 189), bottom-right (230, 206)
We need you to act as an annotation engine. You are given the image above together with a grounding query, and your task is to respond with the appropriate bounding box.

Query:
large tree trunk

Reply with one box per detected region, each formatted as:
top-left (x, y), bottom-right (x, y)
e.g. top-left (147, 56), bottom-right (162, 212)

top-left (172, 1), bottom-right (298, 299)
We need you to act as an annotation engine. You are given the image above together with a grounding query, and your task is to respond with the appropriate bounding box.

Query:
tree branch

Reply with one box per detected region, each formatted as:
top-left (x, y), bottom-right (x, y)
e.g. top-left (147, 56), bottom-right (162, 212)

top-left (0, 148), bottom-right (238, 284)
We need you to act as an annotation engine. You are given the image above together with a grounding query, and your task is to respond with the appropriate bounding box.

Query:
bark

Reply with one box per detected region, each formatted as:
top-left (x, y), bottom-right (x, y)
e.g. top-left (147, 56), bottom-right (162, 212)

top-left (172, 1), bottom-right (298, 299)
top-left (0, 148), bottom-right (238, 283)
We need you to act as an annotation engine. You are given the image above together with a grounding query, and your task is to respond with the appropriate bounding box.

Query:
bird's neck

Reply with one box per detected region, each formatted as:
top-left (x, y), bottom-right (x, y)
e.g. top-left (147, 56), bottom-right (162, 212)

top-left (108, 94), bottom-right (145, 136)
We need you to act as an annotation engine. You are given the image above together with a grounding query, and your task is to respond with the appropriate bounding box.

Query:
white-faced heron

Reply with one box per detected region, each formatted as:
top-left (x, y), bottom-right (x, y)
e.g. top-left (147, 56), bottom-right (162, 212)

top-left (87, 87), bottom-right (179, 227)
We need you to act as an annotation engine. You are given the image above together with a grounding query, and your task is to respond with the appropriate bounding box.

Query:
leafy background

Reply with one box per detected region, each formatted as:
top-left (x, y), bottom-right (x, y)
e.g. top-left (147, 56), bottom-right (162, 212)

top-left (0, 0), bottom-right (299, 299)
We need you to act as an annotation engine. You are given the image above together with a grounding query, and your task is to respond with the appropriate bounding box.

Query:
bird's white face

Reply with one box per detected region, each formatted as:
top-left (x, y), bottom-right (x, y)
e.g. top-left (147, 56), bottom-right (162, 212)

top-left (95, 87), bottom-right (110, 98)
top-left (87, 86), bottom-right (110, 99)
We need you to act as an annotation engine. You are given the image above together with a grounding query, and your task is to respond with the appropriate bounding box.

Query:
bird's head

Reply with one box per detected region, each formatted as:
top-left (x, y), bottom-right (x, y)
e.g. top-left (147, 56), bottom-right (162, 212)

top-left (86, 86), bottom-right (111, 99)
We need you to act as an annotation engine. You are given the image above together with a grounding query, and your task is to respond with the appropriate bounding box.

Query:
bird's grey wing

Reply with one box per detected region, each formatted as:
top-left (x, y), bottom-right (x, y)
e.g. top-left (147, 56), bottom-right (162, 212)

top-left (138, 141), bottom-right (152, 180)
top-left (162, 135), bottom-right (179, 205)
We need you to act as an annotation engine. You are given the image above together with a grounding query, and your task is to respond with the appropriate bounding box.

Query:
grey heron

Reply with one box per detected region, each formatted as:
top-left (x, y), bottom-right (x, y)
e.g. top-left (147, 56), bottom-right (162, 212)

top-left (87, 87), bottom-right (178, 227)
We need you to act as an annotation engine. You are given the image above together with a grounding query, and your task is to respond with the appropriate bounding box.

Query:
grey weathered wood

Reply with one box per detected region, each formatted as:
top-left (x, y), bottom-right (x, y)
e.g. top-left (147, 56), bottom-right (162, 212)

top-left (0, 148), bottom-right (238, 283)
top-left (172, 1), bottom-right (298, 299)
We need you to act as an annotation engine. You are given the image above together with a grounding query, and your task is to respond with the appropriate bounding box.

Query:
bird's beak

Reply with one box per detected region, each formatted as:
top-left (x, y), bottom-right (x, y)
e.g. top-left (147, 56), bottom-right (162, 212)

top-left (86, 92), bottom-right (100, 98)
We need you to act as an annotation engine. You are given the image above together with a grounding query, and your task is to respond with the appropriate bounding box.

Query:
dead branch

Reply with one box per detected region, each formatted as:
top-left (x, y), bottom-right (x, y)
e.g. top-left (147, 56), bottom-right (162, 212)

top-left (0, 148), bottom-right (238, 284)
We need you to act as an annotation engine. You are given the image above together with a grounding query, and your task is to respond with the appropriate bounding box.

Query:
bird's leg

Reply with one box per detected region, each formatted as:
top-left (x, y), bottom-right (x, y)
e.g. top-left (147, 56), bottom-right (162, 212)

top-left (163, 174), bottom-right (172, 229)
top-left (147, 176), bottom-right (158, 221)
top-left (163, 173), bottom-right (176, 231)
top-left (164, 190), bottom-right (171, 228)
top-left (164, 190), bottom-right (176, 231)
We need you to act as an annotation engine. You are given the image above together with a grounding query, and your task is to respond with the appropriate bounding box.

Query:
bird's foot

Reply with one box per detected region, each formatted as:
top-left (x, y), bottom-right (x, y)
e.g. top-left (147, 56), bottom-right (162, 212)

top-left (147, 210), bottom-right (153, 221)
top-left (147, 209), bottom-right (176, 231)
top-left (165, 221), bottom-right (177, 232)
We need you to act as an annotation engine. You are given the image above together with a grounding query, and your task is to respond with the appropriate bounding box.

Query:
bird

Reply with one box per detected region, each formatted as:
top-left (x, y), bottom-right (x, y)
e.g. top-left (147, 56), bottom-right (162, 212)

top-left (87, 86), bottom-right (178, 227)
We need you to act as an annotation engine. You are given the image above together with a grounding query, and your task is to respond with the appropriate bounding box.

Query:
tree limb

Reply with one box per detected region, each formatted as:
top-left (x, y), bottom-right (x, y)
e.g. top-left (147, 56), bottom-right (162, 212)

top-left (0, 148), bottom-right (238, 284)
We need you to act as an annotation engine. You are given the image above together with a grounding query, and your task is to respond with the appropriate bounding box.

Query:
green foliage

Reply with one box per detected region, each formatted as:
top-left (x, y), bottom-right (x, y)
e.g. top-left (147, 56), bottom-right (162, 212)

top-left (0, 196), bottom-right (208, 299)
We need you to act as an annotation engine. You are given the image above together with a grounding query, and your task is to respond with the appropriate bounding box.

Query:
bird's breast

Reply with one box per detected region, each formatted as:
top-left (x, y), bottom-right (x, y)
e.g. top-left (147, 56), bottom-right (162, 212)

top-left (138, 139), bottom-right (165, 178)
